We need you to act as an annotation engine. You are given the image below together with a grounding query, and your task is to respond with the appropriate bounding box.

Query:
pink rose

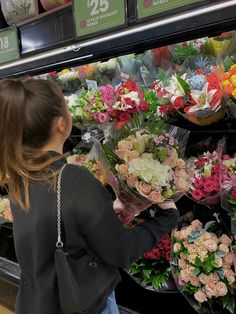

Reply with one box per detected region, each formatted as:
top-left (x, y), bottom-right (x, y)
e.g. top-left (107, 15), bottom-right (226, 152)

top-left (215, 282), bottom-right (228, 297)
top-left (180, 269), bottom-right (190, 283)
top-left (199, 273), bottom-right (208, 285)
top-left (178, 259), bottom-right (188, 269)
top-left (148, 191), bottom-right (162, 203)
top-left (208, 272), bottom-right (219, 284)
top-left (205, 282), bottom-right (217, 297)
top-left (223, 252), bottom-right (234, 266)
top-left (194, 291), bottom-right (208, 303)
top-left (191, 220), bottom-right (202, 231)
top-left (191, 189), bottom-right (203, 200)
top-left (175, 178), bottom-right (188, 191)
top-left (223, 263), bottom-right (231, 270)
top-left (204, 239), bottom-right (218, 252)
top-left (175, 168), bottom-right (188, 179)
top-left (224, 269), bottom-right (235, 285)
top-left (125, 150), bottom-right (140, 162)
top-left (136, 181), bottom-right (152, 195)
top-left (97, 112), bottom-right (109, 123)
top-left (176, 158), bottom-right (186, 169)
top-left (126, 175), bottom-right (137, 188)
top-left (219, 234), bottom-right (232, 246)
top-left (203, 180), bottom-right (215, 193)
top-left (190, 276), bottom-right (200, 287)
top-left (219, 244), bottom-right (230, 254)
top-left (173, 242), bottom-right (181, 253)
top-left (115, 150), bottom-right (126, 160)
top-left (115, 164), bottom-right (129, 177)
top-left (118, 140), bottom-right (133, 151)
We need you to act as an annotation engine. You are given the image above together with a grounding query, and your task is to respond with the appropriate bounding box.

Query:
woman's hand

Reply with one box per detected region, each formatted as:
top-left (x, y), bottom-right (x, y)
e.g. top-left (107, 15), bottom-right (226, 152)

top-left (158, 200), bottom-right (177, 210)
top-left (113, 198), bottom-right (125, 213)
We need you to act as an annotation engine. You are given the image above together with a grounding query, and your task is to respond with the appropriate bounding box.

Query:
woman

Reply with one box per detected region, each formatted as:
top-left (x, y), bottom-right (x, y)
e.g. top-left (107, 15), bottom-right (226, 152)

top-left (0, 79), bottom-right (179, 314)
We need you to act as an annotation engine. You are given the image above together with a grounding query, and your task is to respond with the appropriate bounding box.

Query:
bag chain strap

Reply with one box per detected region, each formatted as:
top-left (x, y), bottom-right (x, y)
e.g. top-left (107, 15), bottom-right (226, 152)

top-left (56, 164), bottom-right (67, 248)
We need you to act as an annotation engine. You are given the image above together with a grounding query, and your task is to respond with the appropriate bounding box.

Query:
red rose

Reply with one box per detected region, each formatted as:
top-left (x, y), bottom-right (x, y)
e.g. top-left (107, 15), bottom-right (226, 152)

top-left (195, 160), bottom-right (204, 169)
top-left (165, 251), bottom-right (171, 261)
top-left (173, 97), bottom-right (185, 109)
top-left (203, 180), bottom-right (215, 193)
top-left (118, 112), bottom-right (130, 121)
top-left (192, 189), bottom-right (203, 200)
top-left (139, 101), bottom-right (149, 111)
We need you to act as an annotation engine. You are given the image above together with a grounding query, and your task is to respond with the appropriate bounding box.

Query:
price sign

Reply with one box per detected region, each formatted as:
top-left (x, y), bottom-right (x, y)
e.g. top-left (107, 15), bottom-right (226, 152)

top-left (137, 0), bottom-right (205, 19)
top-left (0, 27), bottom-right (20, 64)
top-left (74, 0), bottom-right (126, 37)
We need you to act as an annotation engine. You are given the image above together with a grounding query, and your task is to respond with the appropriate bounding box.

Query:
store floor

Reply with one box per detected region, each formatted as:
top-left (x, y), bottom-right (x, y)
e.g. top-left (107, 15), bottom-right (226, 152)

top-left (0, 305), bottom-right (14, 314)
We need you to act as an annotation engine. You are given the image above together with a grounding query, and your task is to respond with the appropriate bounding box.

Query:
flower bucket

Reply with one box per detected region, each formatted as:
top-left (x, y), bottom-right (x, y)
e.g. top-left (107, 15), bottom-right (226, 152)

top-left (1, 0), bottom-right (38, 25)
top-left (40, 0), bottom-right (70, 11)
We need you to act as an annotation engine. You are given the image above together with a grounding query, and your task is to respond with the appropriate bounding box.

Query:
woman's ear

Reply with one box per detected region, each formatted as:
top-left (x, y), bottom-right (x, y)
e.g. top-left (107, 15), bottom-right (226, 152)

top-left (55, 116), bottom-right (66, 135)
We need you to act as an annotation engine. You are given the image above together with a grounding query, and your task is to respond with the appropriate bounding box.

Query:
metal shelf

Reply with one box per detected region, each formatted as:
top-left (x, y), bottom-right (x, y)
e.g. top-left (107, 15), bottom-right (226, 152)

top-left (1, 1), bottom-right (236, 77)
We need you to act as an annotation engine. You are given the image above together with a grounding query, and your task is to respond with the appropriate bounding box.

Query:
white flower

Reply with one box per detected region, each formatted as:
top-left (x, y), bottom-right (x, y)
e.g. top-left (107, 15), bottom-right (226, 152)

top-left (188, 83), bottom-right (220, 113)
top-left (65, 94), bottom-right (79, 107)
top-left (128, 154), bottom-right (171, 188)
top-left (165, 74), bottom-right (188, 97)
top-left (97, 59), bottom-right (117, 72)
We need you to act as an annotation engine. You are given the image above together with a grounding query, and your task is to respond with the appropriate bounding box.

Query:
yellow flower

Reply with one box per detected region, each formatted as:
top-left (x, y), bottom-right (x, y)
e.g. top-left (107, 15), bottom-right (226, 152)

top-left (231, 74), bottom-right (236, 86)
top-left (222, 80), bottom-right (231, 87)
top-left (232, 88), bottom-right (236, 99)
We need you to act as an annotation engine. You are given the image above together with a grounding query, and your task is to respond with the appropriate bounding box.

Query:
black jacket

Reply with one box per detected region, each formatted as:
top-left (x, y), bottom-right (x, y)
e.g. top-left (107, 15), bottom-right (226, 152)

top-left (11, 156), bottom-right (179, 314)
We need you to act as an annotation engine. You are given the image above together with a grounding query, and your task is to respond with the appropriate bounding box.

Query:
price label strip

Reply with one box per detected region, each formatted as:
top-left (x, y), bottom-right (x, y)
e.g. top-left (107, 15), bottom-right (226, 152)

top-left (0, 27), bottom-right (20, 65)
top-left (137, 0), bottom-right (205, 19)
top-left (74, 0), bottom-right (126, 37)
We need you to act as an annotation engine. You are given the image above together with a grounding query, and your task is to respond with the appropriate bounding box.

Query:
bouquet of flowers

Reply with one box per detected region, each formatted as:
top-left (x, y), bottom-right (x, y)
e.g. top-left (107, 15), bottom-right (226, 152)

top-left (57, 69), bottom-right (81, 93)
top-left (0, 197), bottom-right (13, 222)
top-left (111, 80), bottom-right (149, 128)
top-left (222, 64), bottom-right (236, 118)
top-left (77, 84), bottom-right (115, 125)
top-left (165, 69), bottom-right (224, 126)
top-left (207, 32), bottom-right (234, 58)
top-left (221, 156), bottom-right (236, 241)
top-left (67, 145), bottom-right (106, 185)
top-left (104, 124), bottom-right (189, 223)
top-left (65, 94), bottom-right (83, 124)
top-left (76, 63), bottom-right (97, 85)
top-left (187, 151), bottom-right (222, 206)
top-left (169, 38), bottom-right (207, 65)
top-left (129, 234), bottom-right (173, 291)
top-left (171, 220), bottom-right (236, 314)
top-left (96, 58), bottom-right (121, 85)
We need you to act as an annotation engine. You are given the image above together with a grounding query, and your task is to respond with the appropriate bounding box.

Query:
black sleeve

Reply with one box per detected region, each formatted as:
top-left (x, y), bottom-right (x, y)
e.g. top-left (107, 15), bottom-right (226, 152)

top-left (65, 165), bottom-right (179, 268)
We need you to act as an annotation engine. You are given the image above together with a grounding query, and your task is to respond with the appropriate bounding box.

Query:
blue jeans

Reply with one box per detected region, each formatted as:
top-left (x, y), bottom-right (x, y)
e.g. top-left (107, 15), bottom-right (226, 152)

top-left (101, 291), bottom-right (119, 314)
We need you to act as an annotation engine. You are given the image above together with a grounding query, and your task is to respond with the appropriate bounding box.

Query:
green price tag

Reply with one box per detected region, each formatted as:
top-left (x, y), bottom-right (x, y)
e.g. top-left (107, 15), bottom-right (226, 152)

top-left (74, 0), bottom-right (126, 37)
top-left (137, 0), bottom-right (205, 19)
top-left (0, 27), bottom-right (20, 65)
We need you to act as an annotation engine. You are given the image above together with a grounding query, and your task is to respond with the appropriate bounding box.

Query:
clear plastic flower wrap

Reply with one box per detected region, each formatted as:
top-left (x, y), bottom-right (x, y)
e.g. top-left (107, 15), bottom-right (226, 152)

top-left (171, 220), bottom-right (236, 314)
top-left (102, 120), bottom-right (190, 223)
top-left (221, 155), bottom-right (236, 235)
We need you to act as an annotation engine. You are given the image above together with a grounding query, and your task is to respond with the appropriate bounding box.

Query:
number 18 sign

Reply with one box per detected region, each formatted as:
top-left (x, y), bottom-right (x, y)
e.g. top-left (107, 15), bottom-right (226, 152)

top-left (73, 0), bottom-right (126, 37)
top-left (0, 27), bottom-right (20, 65)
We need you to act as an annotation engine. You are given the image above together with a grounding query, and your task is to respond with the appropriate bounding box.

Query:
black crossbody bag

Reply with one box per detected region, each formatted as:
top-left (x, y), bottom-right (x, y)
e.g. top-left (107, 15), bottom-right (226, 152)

top-left (55, 164), bottom-right (117, 314)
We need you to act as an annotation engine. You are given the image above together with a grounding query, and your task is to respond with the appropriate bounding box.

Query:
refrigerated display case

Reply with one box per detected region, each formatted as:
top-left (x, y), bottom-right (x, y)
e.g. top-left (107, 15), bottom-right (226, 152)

top-left (0, 1), bottom-right (236, 313)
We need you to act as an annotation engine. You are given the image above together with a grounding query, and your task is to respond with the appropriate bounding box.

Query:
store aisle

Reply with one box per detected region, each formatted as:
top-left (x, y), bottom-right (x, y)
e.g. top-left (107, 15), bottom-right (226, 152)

top-left (0, 305), bottom-right (14, 314)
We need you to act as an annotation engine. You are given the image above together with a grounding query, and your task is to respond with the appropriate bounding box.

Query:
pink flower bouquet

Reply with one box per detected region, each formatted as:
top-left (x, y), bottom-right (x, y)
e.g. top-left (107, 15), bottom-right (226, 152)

top-left (77, 84), bottom-right (116, 125)
top-left (104, 126), bottom-right (189, 223)
top-left (187, 151), bottom-right (222, 206)
top-left (171, 220), bottom-right (236, 314)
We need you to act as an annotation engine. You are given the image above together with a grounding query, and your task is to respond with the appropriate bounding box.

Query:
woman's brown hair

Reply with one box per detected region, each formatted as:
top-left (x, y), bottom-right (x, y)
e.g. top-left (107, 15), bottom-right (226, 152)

top-left (0, 79), bottom-right (67, 210)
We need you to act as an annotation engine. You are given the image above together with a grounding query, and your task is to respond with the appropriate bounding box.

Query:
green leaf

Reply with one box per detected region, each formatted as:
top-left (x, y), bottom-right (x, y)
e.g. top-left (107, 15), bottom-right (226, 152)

top-left (157, 149), bottom-right (169, 162)
top-left (193, 267), bottom-right (201, 276)
top-left (142, 278), bottom-right (152, 287)
top-left (143, 269), bottom-right (153, 279)
top-left (229, 199), bottom-right (236, 205)
top-left (176, 76), bottom-right (190, 94)
top-left (224, 56), bottom-right (235, 71)
top-left (204, 221), bottom-right (216, 231)
top-left (195, 257), bottom-right (202, 267)
top-left (221, 294), bottom-right (235, 314)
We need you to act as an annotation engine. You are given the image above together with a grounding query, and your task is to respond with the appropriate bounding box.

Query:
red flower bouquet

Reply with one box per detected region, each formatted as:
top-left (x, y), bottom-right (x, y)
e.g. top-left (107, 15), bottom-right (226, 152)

top-left (111, 81), bottom-right (149, 128)
top-left (129, 234), bottom-right (173, 291)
